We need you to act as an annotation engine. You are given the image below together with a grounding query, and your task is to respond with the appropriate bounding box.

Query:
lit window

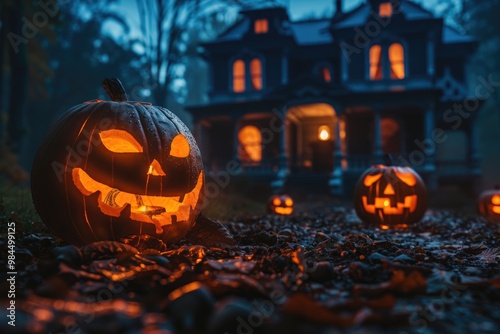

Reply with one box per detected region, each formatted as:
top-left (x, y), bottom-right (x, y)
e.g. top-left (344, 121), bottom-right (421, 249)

top-left (389, 43), bottom-right (405, 79)
top-left (250, 58), bottom-right (263, 90)
top-left (254, 19), bottom-right (268, 34)
top-left (233, 59), bottom-right (245, 92)
top-left (379, 2), bottom-right (393, 17)
top-left (238, 126), bottom-right (262, 162)
top-left (322, 67), bottom-right (331, 82)
top-left (369, 45), bottom-right (383, 80)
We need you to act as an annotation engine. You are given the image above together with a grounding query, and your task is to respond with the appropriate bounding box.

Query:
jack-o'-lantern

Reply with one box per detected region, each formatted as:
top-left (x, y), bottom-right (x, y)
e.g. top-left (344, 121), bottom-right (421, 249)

top-left (31, 78), bottom-right (204, 245)
top-left (268, 194), bottom-right (293, 215)
top-left (353, 158), bottom-right (427, 228)
top-left (478, 186), bottom-right (500, 222)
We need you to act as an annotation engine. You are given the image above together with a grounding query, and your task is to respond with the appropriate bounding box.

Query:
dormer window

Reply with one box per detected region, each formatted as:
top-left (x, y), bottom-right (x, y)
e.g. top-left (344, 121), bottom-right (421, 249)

top-left (232, 57), bottom-right (264, 93)
top-left (254, 19), bottom-right (268, 34)
top-left (369, 45), bottom-right (383, 80)
top-left (250, 58), bottom-right (263, 90)
top-left (322, 67), bottom-right (332, 83)
top-left (379, 2), bottom-right (393, 17)
top-left (389, 43), bottom-right (405, 79)
top-left (369, 43), bottom-right (405, 80)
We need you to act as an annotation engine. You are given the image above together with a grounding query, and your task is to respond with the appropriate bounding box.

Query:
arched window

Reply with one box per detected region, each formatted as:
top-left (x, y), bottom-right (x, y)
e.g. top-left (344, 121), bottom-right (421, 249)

top-left (322, 67), bottom-right (332, 83)
top-left (238, 126), bottom-right (262, 162)
top-left (381, 117), bottom-right (401, 153)
top-left (254, 19), bottom-right (268, 34)
top-left (389, 43), bottom-right (405, 79)
top-left (233, 59), bottom-right (245, 93)
top-left (369, 45), bottom-right (383, 80)
top-left (250, 58), bottom-right (263, 90)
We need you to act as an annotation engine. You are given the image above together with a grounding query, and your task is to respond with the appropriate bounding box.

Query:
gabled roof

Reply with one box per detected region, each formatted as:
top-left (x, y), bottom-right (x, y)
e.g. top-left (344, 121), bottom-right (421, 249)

top-left (208, 1), bottom-right (474, 47)
top-left (289, 19), bottom-right (332, 45)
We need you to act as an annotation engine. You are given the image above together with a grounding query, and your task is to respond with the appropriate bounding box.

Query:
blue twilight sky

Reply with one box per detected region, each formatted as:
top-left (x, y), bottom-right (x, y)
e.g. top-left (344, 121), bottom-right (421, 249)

top-left (103, 0), bottom-right (458, 41)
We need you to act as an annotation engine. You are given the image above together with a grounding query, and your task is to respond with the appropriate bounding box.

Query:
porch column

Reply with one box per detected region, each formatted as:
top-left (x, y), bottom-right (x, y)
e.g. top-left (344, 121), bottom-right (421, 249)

top-left (373, 108), bottom-right (383, 164)
top-left (468, 119), bottom-right (481, 175)
top-left (232, 116), bottom-right (241, 164)
top-left (423, 105), bottom-right (437, 190)
top-left (329, 104), bottom-right (344, 196)
top-left (271, 106), bottom-right (288, 192)
top-left (423, 106), bottom-right (436, 170)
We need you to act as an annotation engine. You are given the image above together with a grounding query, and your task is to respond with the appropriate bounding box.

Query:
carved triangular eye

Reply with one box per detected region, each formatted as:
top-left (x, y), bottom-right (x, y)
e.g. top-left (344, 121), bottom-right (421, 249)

top-left (170, 134), bottom-right (190, 158)
top-left (99, 130), bottom-right (143, 153)
top-left (363, 173), bottom-right (382, 186)
top-left (394, 168), bottom-right (417, 186)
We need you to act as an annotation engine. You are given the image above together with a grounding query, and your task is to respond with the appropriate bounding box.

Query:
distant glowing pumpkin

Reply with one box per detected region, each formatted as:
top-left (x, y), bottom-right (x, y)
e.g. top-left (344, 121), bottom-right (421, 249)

top-left (478, 186), bottom-right (500, 222)
top-left (31, 78), bottom-right (204, 245)
top-left (353, 162), bottom-right (427, 228)
top-left (268, 194), bottom-right (294, 215)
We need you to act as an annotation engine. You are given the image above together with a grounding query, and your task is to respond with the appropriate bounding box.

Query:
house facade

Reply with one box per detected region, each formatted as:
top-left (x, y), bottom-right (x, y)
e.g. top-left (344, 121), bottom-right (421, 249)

top-left (187, 0), bottom-right (482, 196)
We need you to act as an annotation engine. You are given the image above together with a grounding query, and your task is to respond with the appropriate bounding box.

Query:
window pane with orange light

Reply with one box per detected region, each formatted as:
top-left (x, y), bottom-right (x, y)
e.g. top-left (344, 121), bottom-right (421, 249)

top-left (233, 60), bottom-right (245, 92)
top-left (369, 45), bottom-right (383, 80)
top-left (250, 58), bottom-right (263, 90)
top-left (238, 125), bottom-right (262, 162)
top-left (389, 43), bottom-right (405, 79)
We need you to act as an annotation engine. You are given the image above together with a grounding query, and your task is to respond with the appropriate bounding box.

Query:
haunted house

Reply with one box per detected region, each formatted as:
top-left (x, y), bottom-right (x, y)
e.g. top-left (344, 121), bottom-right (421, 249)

top-left (186, 0), bottom-right (481, 195)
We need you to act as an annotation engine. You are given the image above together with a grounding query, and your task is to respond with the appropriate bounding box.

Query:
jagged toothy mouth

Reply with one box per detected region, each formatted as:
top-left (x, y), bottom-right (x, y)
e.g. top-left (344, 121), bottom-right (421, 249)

top-left (362, 195), bottom-right (417, 215)
top-left (72, 168), bottom-right (203, 234)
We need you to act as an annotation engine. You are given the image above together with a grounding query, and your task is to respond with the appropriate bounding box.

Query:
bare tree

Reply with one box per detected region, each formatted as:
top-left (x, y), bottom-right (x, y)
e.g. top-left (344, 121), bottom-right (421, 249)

top-left (135, 0), bottom-right (284, 107)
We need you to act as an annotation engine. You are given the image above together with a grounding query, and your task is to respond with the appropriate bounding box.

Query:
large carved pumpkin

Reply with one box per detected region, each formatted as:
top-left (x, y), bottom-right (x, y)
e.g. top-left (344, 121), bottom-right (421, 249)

top-left (353, 160), bottom-right (427, 228)
top-left (478, 186), bottom-right (500, 222)
top-left (31, 78), bottom-right (204, 245)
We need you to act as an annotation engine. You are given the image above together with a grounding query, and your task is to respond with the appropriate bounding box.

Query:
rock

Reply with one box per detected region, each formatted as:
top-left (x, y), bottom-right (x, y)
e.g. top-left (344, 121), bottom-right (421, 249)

top-left (51, 245), bottom-right (82, 265)
top-left (167, 283), bottom-right (215, 333)
top-left (81, 241), bottom-right (138, 262)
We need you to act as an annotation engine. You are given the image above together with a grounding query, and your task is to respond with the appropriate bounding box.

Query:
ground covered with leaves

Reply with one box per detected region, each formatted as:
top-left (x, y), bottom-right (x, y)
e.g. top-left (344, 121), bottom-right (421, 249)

top-left (1, 202), bottom-right (500, 333)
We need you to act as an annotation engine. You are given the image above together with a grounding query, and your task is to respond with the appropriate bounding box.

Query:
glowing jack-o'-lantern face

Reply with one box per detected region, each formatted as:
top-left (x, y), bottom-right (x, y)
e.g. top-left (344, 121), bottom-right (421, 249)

top-left (31, 78), bottom-right (204, 245)
top-left (268, 194), bottom-right (294, 215)
top-left (478, 188), bottom-right (500, 222)
top-left (354, 164), bottom-right (427, 228)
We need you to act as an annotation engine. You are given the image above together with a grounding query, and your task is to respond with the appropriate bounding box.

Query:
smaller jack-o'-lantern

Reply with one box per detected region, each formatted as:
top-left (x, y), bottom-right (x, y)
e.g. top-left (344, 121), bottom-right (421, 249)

top-left (268, 194), bottom-right (294, 215)
top-left (353, 156), bottom-right (427, 228)
top-left (478, 186), bottom-right (500, 222)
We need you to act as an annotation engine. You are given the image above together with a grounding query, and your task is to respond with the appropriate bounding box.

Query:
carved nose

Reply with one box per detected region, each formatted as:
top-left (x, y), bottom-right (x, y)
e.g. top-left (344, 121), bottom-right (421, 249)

top-left (147, 159), bottom-right (166, 176)
top-left (383, 184), bottom-right (395, 195)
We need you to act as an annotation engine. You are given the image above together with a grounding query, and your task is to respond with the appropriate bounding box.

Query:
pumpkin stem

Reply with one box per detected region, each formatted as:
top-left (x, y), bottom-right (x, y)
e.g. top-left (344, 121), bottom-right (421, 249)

top-left (102, 78), bottom-right (128, 102)
top-left (383, 154), bottom-right (394, 166)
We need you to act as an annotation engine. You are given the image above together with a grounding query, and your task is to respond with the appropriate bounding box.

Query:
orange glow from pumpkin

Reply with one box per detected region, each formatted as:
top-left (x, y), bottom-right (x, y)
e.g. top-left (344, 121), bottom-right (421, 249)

top-left (72, 168), bottom-right (203, 234)
top-left (238, 126), bottom-right (262, 162)
top-left (99, 129), bottom-right (143, 153)
top-left (362, 195), bottom-right (417, 215)
top-left (394, 169), bottom-right (417, 186)
top-left (492, 195), bottom-right (500, 205)
top-left (170, 134), bottom-right (190, 158)
top-left (273, 197), bottom-right (281, 206)
top-left (383, 184), bottom-right (395, 195)
top-left (168, 282), bottom-right (203, 301)
top-left (492, 206), bottom-right (500, 214)
top-left (389, 43), bottom-right (405, 79)
top-left (363, 173), bottom-right (383, 187)
top-left (285, 198), bottom-right (293, 206)
top-left (275, 207), bottom-right (293, 215)
top-left (147, 159), bottom-right (166, 176)
top-left (318, 125), bottom-right (330, 141)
